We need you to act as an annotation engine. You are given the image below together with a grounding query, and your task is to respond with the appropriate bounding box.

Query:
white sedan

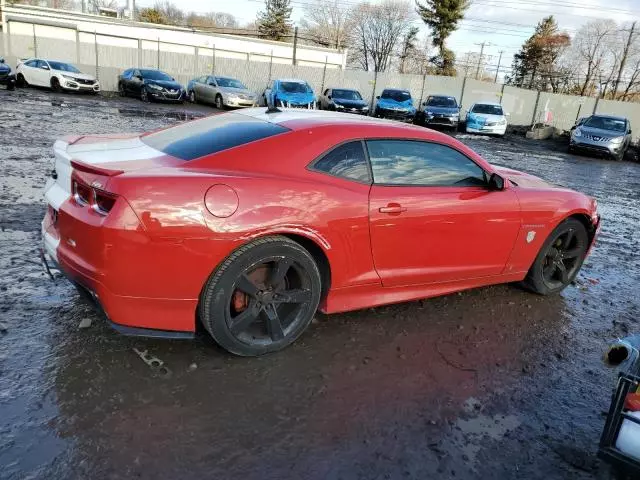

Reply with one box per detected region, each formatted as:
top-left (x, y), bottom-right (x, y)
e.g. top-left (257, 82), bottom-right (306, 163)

top-left (465, 102), bottom-right (508, 136)
top-left (16, 58), bottom-right (100, 93)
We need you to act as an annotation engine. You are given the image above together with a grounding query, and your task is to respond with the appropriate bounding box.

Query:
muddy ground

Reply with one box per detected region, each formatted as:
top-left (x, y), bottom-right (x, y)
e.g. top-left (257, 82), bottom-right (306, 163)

top-left (0, 87), bottom-right (639, 480)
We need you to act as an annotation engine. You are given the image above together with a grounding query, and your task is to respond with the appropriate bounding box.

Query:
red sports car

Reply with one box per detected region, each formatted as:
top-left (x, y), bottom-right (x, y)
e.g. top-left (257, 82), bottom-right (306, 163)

top-left (41, 108), bottom-right (600, 356)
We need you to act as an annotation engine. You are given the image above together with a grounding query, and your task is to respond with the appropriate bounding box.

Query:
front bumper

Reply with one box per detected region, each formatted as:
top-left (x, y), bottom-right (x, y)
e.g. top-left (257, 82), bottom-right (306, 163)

top-left (377, 107), bottom-right (415, 121)
top-left (466, 124), bottom-right (507, 135)
top-left (423, 115), bottom-right (459, 127)
top-left (570, 139), bottom-right (622, 157)
top-left (0, 73), bottom-right (16, 87)
top-left (148, 89), bottom-right (184, 102)
top-left (225, 98), bottom-right (257, 108)
top-left (334, 105), bottom-right (369, 115)
top-left (62, 79), bottom-right (100, 92)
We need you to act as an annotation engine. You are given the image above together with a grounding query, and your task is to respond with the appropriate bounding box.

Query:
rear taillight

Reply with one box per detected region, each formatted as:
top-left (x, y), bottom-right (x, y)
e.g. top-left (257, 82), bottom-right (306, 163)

top-left (72, 180), bottom-right (91, 205)
top-left (72, 177), bottom-right (117, 216)
top-left (92, 190), bottom-right (117, 215)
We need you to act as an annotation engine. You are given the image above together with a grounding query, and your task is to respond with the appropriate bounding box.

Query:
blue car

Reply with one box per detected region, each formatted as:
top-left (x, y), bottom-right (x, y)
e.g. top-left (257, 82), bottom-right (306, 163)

top-left (374, 89), bottom-right (416, 122)
top-left (263, 78), bottom-right (316, 109)
top-left (416, 95), bottom-right (460, 130)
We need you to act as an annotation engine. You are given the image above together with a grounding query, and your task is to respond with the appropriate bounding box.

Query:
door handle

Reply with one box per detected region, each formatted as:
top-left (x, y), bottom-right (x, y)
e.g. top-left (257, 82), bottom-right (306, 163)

top-left (379, 203), bottom-right (407, 214)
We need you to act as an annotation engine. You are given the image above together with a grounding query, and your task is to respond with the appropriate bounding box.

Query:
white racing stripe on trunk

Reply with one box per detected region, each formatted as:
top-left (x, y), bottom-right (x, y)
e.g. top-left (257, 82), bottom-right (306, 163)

top-left (67, 137), bottom-right (163, 164)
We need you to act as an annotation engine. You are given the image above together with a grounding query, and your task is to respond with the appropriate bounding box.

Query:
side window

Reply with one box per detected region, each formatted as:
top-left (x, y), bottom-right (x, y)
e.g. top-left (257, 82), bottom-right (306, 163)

top-left (35, 60), bottom-right (46, 68)
top-left (310, 141), bottom-right (371, 184)
top-left (123, 69), bottom-right (131, 79)
top-left (133, 69), bottom-right (141, 77)
top-left (366, 140), bottom-right (487, 187)
top-left (25, 59), bottom-right (37, 67)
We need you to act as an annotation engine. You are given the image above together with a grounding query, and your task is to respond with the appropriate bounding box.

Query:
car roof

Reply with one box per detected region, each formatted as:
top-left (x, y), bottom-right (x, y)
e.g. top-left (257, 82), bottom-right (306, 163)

top-left (277, 78), bottom-right (307, 83)
top-left (382, 88), bottom-right (410, 93)
top-left (472, 101), bottom-right (502, 106)
top-left (590, 114), bottom-right (628, 122)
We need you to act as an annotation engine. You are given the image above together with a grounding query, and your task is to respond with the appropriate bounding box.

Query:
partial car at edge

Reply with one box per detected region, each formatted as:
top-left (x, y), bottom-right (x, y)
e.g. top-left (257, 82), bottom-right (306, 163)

top-left (0, 57), bottom-right (16, 90)
top-left (41, 109), bottom-right (600, 356)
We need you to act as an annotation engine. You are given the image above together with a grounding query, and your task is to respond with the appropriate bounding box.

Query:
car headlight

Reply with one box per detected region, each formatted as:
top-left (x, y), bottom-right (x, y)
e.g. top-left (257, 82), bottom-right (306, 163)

top-left (147, 84), bottom-right (163, 91)
top-left (611, 136), bottom-right (624, 145)
top-left (499, 119), bottom-right (507, 125)
top-left (335, 103), bottom-right (345, 109)
top-left (362, 105), bottom-right (369, 111)
top-left (62, 74), bottom-right (76, 81)
top-left (573, 127), bottom-right (582, 137)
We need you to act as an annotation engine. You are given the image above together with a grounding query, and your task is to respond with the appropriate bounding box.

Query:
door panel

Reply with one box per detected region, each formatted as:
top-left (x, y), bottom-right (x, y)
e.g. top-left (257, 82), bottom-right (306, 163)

top-left (369, 186), bottom-right (521, 286)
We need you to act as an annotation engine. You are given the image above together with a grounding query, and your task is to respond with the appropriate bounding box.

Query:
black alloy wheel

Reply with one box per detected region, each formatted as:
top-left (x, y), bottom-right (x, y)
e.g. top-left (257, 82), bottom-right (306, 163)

top-left (141, 87), bottom-right (149, 102)
top-left (215, 94), bottom-right (224, 109)
top-left (51, 77), bottom-right (61, 92)
top-left (16, 73), bottom-right (26, 88)
top-left (200, 236), bottom-right (322, 356)
top-left (524, 218), bottom-right (589, 295)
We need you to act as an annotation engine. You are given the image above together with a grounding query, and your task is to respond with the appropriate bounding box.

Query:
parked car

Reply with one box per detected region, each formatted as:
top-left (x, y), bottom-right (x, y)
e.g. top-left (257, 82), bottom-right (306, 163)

top-left (465, 102), bottom-right (508, 136)
top-left (374, 89), bottom-right (416, 122)
top-left (318, 88), bottom-right (369, 114)
top-left (415, 95), bottom-right (460, 130)
top-left (16, 58), bottom-right (99, 93)
top-left (118, 68), bottom-right (184, 103)
top-left (187, 75), bottom-right (257, 109)
top-left (41, 108), bottom-right (600, 356)
top-left (569, 114), bottom-right (632, 161)
top-left (0, 57), bottom-right (16, 90)
top-left (263, 78), bottom-right (316, 109)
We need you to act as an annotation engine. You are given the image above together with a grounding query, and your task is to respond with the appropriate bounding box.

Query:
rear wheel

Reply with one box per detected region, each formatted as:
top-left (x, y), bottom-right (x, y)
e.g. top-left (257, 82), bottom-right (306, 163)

top-left (118, 82), bottom-right (126, 97)
top-left (199, 236), bottom-right (322, 356)
top-left (523, 218), bottom-right (589, 295)
top-left (189, 90), bottom-right (196, 103)
top-left (51, 77), bottom-right (61, 92)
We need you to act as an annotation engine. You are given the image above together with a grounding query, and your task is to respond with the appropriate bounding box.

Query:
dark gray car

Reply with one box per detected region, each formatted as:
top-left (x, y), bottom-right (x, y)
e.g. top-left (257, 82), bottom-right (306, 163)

top-left (569, 114), bottom-right (632, 161)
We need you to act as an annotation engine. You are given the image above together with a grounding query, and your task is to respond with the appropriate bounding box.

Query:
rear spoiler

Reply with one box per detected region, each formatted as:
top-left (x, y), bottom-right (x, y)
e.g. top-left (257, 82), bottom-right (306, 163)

top-left (70, 160), bottom-right (124, 177)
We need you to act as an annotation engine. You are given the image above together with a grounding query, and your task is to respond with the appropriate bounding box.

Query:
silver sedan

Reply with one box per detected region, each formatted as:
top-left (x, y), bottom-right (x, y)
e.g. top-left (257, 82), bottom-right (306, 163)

top-left (187, 75), bottom-right (257, 109)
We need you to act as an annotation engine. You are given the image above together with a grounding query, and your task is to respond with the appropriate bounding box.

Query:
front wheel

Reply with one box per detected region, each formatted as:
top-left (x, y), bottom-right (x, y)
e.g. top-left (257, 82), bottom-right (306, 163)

top-left (51, 77), bottom-right (62, 92)
top-left (523, 218), bottom-right (589, 295)
top-left (189, 90), bottom-right (196, 103)
top-left (140, 87), bottom-right (150, 102)
top-left (199, 236), bottom-right (322, 356)
top-left (118, 82), bottom-right (126, 97)
top-left (215, 94), bottom-right (224, 109)
top-left (16, 73), bottom-right (27, 88)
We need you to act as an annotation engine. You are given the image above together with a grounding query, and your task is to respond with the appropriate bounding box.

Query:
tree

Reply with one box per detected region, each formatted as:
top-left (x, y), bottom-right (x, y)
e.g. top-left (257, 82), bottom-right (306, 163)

top-left (187, 12), bottom-right (239, 29)
top-left (257, 0), bottom-right (293, 42)
top-left (87, 0), bottom-right (117, 13)
top-left (569, 20), bottom-right (617, 96)
top-left (507, 16), bottom-right (570, 92)
top-left (139, 7), bottom-right (166, 24)
top-left (348, 0), bottom-right (413, 72)
top-left (416, 0), bottom-right (470, 76)
top-left (398, 26), bottom-right (420, 73)
top-left (299, 0), bottom-right (350, 49)
top-left (153, 1), bottom-right (184, 25)
top-left (456, 51), bottom-right (492, 80)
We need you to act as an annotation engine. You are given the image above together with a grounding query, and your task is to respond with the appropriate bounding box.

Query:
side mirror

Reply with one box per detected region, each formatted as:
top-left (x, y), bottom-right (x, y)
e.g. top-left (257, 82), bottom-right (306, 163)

top-left (327, 95), bottom-right (331, 99)
top-left (135, 74), bottom-right (142, 80)
top-left (376, 95), bottom-right (380, 99)
top-left (41, 65), bottom-right (50, 70)
top-left (488, 173), bottom-right (505, 191)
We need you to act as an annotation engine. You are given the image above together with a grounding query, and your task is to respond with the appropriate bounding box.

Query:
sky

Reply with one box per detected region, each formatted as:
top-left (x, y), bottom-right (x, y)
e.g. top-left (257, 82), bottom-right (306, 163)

top-left (135, 0), bottom-right (640, 78)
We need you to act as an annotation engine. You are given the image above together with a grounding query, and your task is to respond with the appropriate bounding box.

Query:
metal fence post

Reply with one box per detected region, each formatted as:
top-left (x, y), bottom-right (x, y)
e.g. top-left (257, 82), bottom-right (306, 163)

top-left (499, 83), bottom-right (506, 105)
top-left (592, 96), bottom-right (600, 115)
top-left (32, 24), bottom-right (37, 57)
top-left (418, 72), bottom-right (426, 106)
top-left (194, 46), bottom-right (199, 75)
top-left (320, 56), bottom-right (327, 93)
top-left (94, 31), bottom-right (99, 81)
top-left (6, 21), bottom-right (12, 58)
top-left (369, 70), bottom-right (378, 116)
top-left (156, 37), bottom-right (160, 70)
top-left (245, 52), bottom-right (250, 85)
top-left (459, 77), bottom-right (467, 107)
top-left (137, 38), bottom-right (142, 67)
top-left (531, 90), bottom-right (541, 127)
top-left (212, 44), bottom-right (215, 74)
top-left (268, 50), bottom-right (273, 82)
top-left (75, 28), bottom-right (80, 65)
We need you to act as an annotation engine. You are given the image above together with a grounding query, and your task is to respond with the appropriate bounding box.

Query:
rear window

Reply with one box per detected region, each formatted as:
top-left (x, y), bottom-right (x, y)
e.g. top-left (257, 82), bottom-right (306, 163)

top-left (141, 113), bottom-right (290, 161)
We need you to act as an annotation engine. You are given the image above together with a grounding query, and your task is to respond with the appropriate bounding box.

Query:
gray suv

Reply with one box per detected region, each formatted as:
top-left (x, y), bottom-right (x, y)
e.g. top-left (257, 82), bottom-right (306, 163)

top-left (569, 114), bottom-right (632, 161)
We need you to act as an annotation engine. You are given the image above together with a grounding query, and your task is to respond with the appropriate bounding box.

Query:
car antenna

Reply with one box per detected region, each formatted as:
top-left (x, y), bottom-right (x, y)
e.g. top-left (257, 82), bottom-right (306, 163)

top-left (266, 105), bottom-right (282, 114)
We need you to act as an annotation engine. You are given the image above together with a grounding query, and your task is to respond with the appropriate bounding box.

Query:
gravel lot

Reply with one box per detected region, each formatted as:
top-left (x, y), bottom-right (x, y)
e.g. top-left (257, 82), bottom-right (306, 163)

top-left (1, 87), bottom-right (639, 480)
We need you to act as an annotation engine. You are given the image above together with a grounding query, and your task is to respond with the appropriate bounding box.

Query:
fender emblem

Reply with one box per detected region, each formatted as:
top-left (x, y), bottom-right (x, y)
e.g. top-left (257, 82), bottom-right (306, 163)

top-left (91, 181), bottom-right (103, 189)
top-left (526, 231), bottom-right (536, 243)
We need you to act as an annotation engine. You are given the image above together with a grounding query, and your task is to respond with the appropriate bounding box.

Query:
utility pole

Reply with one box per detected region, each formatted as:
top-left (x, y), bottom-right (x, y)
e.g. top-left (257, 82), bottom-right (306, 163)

top-left (613, 21), bottom-right (636, 99)
top-left (494, 50), bottom-right (504, 83)
top-left (475, 42), bottom-right (490, 80)
top-left (292, 26), bottom-right (298, 66)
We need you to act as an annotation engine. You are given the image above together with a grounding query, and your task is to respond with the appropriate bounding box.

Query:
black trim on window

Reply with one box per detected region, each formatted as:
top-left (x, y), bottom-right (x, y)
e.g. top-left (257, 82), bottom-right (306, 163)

top-left (307, 139), bottom-right (373, 185)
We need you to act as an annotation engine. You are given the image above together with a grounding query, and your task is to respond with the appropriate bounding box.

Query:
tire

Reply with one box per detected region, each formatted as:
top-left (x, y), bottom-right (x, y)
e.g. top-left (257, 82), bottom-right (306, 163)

top-left (51, 77), bottom-right (61, 92)
top-left (215, 94), bottom-right (224, 110)
top-left (199, 236), bottom-right (322, 356)
top-left (16, 73), bottom-right (26, 88)
top-left (6, 83), bottom-right (15, 91)
top-left (188, 90), bottom-right (196, 103)
top-left (118, 82), bottom-right (126, 97)
top-left (523, 218), bottom-right (589, 295)
top-left (614, 147), bottom-right (626, 162)
top-left (140, 87), bottom-right (150, 103)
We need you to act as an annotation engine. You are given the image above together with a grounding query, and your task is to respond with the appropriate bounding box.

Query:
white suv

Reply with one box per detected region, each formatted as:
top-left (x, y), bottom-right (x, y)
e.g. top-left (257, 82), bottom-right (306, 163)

top-left (16, 58), bottom-right (100, 93)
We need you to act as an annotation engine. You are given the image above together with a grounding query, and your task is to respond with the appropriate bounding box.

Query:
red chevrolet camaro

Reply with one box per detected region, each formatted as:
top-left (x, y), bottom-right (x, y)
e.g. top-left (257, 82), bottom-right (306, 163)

top-left (41, 108), bottom-right (600, 356)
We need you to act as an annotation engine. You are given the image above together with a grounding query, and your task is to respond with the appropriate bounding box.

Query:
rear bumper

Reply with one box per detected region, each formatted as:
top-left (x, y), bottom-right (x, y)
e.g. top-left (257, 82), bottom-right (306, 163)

top-left (41, 202), bottom-right (197, 337)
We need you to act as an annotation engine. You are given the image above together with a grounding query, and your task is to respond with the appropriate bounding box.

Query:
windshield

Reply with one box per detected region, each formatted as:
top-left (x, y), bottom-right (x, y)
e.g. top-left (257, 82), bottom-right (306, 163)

top-left (584, 116), bottom-right (626, 132)
top-left (471, 104), bottom-right (504, 115)
top-left (426, 96), bottom-right (457, 108)
top-left (140, 70), bottom-right (173, 81)
top-left (48, 61), bottom-right (81, 73)
top-left (280, 81), bottom-right (311, 93)
top-left (332, 89), bottom-right (362, 100)
top-left (381, 90), bottom-right (411, 102)
top-left (216, 77), bottom-right (247, 89)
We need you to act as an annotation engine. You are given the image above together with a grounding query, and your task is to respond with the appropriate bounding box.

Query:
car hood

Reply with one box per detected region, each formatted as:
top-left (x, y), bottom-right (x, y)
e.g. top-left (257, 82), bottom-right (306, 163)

top-left (276, 91), bottom-right (315, 103)
top-left (495, 166), bottom-right (565, 190)
top-left (577, 126), bottom-right (625, 138)
top-left (55, 70), bottom-right (95, 81)
top-left (219, 86), bottom-right (255, 97)
top-left (334, 98), bottom-right (368, 108)
top-left (378, 97), bottom-right (414, 109)
top-left (423, 105), bottom-right (459, 115)
top-left (145, 79), bottom-right (183, 90)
